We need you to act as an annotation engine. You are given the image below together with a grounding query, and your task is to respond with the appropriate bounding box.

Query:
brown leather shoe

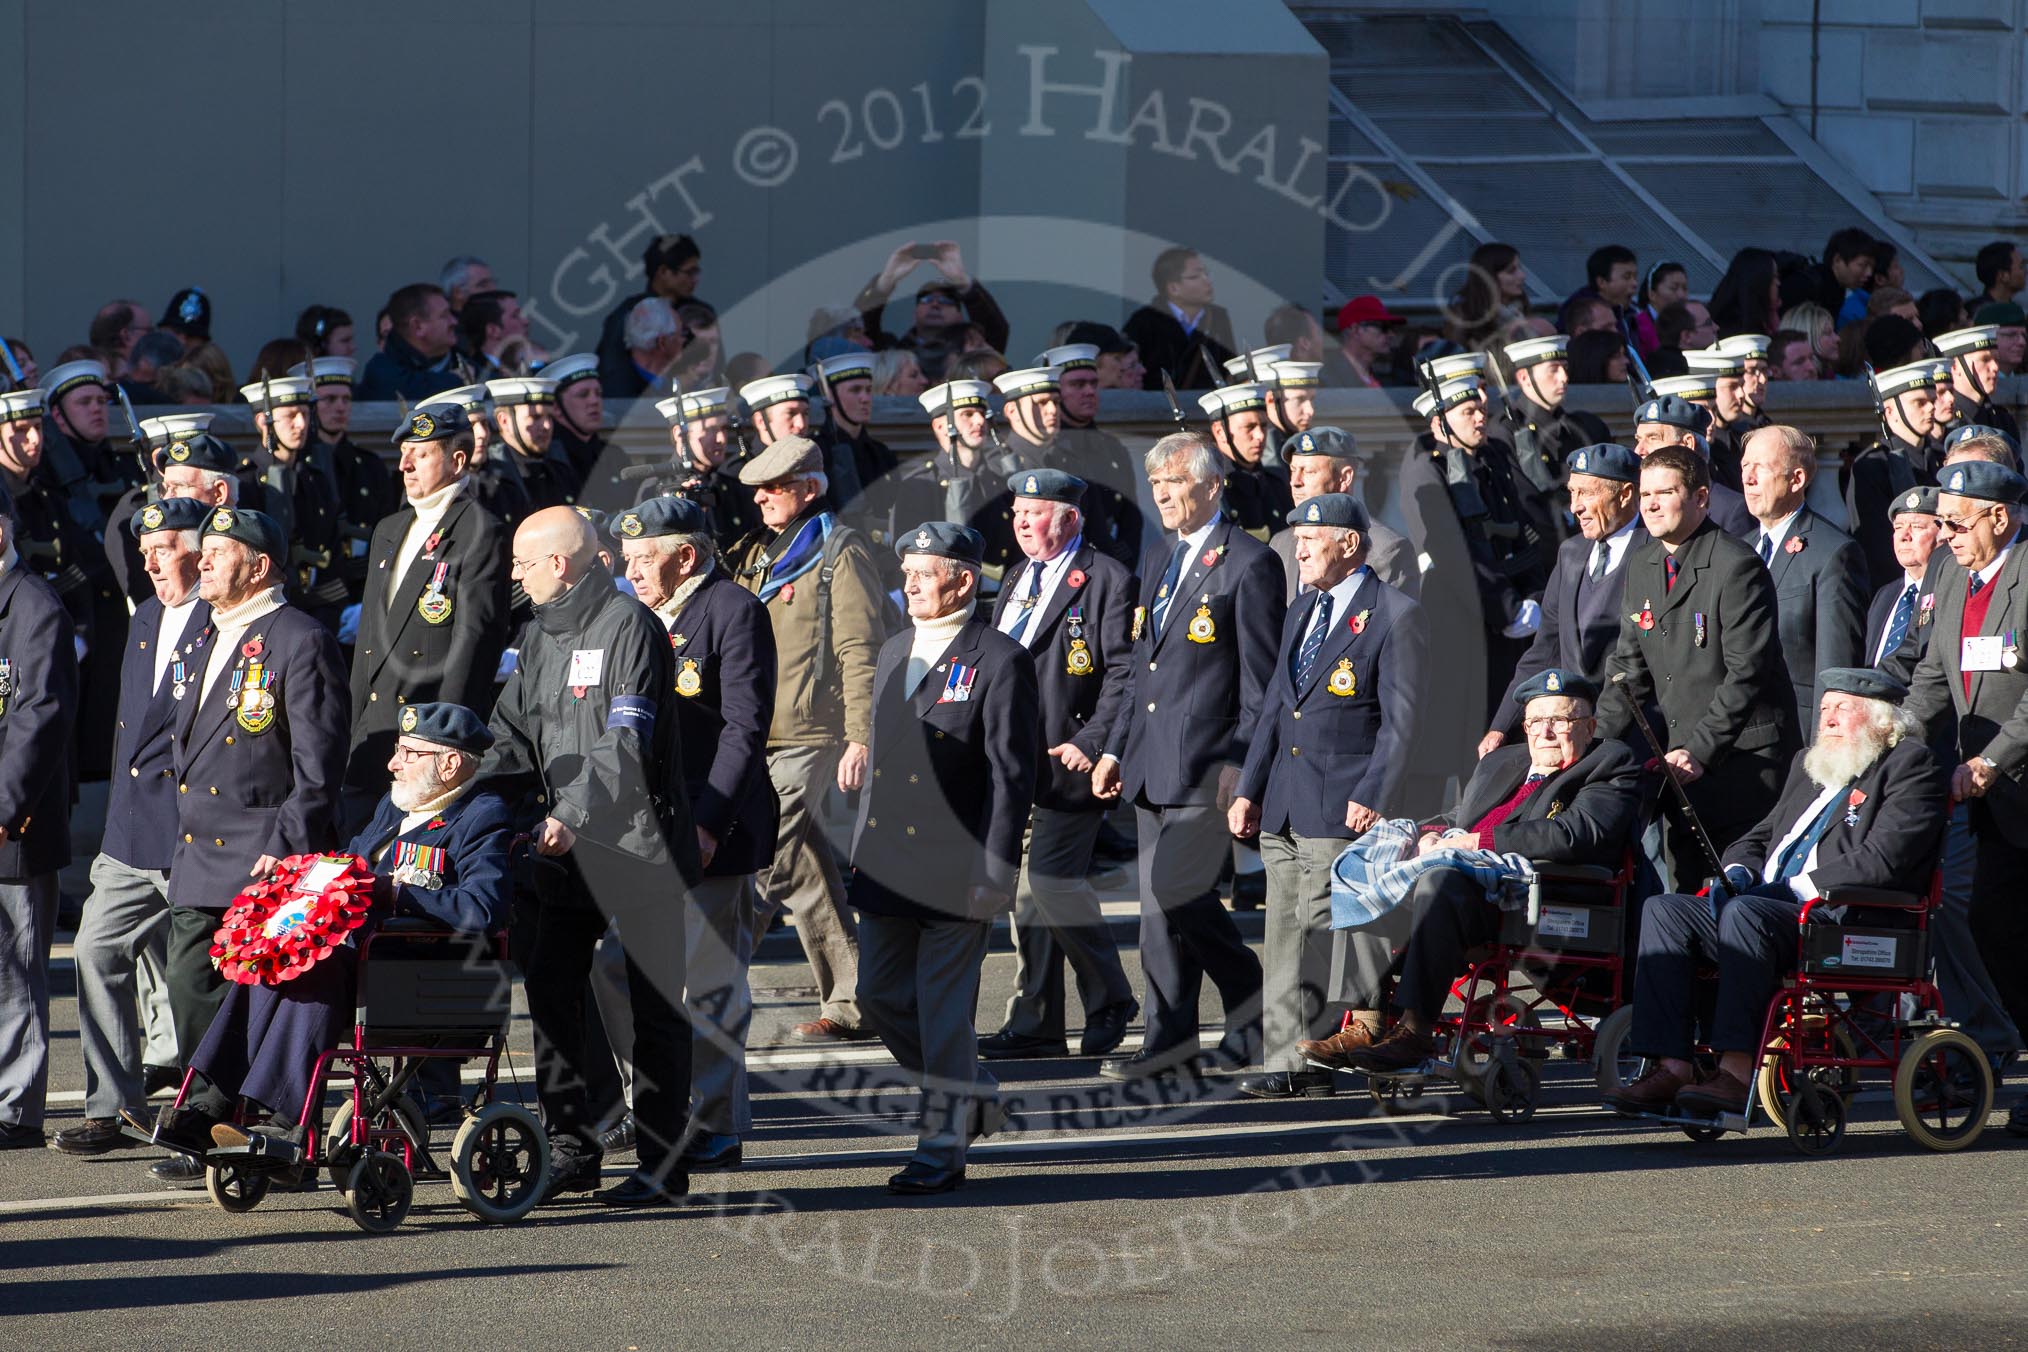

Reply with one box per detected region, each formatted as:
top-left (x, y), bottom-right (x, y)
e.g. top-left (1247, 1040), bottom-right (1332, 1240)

top-left (1298, 1021), bottom-right (1381, 1070)
top-left (1674, 1068), bottom-right (1750, 1117)
top-left (789, 1017), bottom-right (876, 1044)
top-left (1603, 1063), bottom-right (1697, 1116)
top-left (1351, 1024), bottom-right (1435, 1073)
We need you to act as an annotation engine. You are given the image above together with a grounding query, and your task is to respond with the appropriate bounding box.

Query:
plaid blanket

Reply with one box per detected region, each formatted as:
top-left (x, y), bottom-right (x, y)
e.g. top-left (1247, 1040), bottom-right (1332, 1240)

top-left (1329, 818), bottom-right (1536, 930)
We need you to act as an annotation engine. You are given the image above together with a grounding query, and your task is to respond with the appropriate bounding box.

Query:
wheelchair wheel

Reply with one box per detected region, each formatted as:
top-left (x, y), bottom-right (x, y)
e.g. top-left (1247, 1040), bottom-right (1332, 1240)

top-left (344, 1151), bottom-right (415, 1233)
top-left (1590, 1006), bottom-right (1648, 1098)
top-left (1679, 1123), bottom-right (1725, 1143)
top-left (450, 1103), bottom-right (551, 1224)
top-left (1782, 1082), bottom-right (1846, 1157)
top-left (1458, 994), bottom-right (1539, 1075)
top-left (1893, 1028), bottom-right (1993, 1153)
top-left (205, 1161), bottom-right (271, 1213)
top-left (324, 1094), bottom-right (429, 1193)
top-left (1757, 1023), bottom-right (1861, 1135)
top-left (1482, 1057), bottom-right (1541, 1124)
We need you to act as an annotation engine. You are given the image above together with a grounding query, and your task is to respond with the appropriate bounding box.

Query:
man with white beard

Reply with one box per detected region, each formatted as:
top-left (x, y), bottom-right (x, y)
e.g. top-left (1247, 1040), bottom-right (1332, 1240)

top-left (1606, 668), bottom-right (1947, 1118)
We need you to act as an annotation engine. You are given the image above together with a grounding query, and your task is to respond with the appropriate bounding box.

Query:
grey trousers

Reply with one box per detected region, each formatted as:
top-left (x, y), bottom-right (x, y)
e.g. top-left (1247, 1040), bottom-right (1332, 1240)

top-left (1000, 808), bottom-right (1135, 1039)
top-left (1327, 886), bottom-right (1423, 1012)
top-left (1260, 829), bottom-right (1347, 1071)
top-left (590, 874), bottom-right (756, 1135)
top-left (753, 743), bottom-right (862, 1025)
top-left (73, 853), bottom-right (179, 1117)
top-left (0, 875), bottom-right (59, 1130)
top-left (1935, 805), bottom-right (2021, 1058)
top-left (856, 912), bottom-right (996, 1172)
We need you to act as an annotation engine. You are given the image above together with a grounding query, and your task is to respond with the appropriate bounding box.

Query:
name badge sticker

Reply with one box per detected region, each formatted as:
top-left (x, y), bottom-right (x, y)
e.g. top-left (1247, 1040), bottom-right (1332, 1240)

top-left (568, 648), bottom-right (606, 687)
top-left (1962, 635), bottom-right (2005, 672)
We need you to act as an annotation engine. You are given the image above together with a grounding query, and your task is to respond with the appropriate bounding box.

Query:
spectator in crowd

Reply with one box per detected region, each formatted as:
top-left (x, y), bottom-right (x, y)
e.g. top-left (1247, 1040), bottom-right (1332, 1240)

top-left (1709, 248), bottom-right (1783, 337)
top-left (1263, 302), bottom-right (1326, 365)
top-left (375, 308), bottom-right (393, 349)
top-left (595, 234), bottom-right (709, 393)
top-left (1387, 325), bottom-right (1441, 387)
top-left (155, 363), bottom-right (213, 405)
top-left (947, 349), bottom-right (1009, 385)
top-left (1555, 244), bottom-right (1637, 336)
top-left (1447, 243), bottom-right (1529, 351)
top-left (872, 348), bottom-right (927, 398)
top-left (1812, 227), bottom-right (1876, 328)
top-left (438, 255), bottom-right (496, 314)
top-left (459, 291), bottom-right (530, 376)
top-left (1123, 246), bottom-right (1237, 390)
top-left (1974, 239), bottom-right (2023, 310)
top-left (121, 332), bottom-right (183, 404)
top-left (1918, 288), bottom-right (1969, 339)
top-left (1632, 260), bottom-right (1688, 359)
top-left (159, 288), bottom-right (210, 356)
top-left (1779, 301), bottom-right (1839, 376)
top-left (598, 297), bottom-right (684, 399)
top-left (1867, 286), bottom-right (1920, 325)
top-left (1562, 294), bottom-right (1617, 341)
top-left (671, 302), bottom-right (723, 386)
top-left (176, 342), bottom-right (236, 403)
top-left (1869, 239), bottom-right (1904, 293)
top-left (804, 305), bottom-right (871, 367)
top-left (242, 338), bottom-right (309, 388)
top-left (1864, 314), bottom-right (1926, 372)
top-left (3, 337), bottom-right (33, 386)
top-left (357, 283), bottom-right (463, 403)
top-left (1974, 300), bottom-right (2027, 373)
top-left (1566, 329), bottom-right (1628, 386)
top-left (1322, 295), bottom-right (1402, 389)
top-left (295, 305), bottom-right (356, 359)
top-left (87, 301), bottom-right (152, 378)
top-left (1831, 318), bottom-right (1874, 380)
top-left (1645, 300), bottom-right (1715, 379)
top-left (854, 242), bottom-right (1009, 386)
top-left (1768, 330), bottom-right (1819, 381)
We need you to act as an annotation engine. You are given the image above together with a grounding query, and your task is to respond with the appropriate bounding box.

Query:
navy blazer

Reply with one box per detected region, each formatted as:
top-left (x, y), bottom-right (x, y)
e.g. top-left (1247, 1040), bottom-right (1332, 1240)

top-left (1105, 517), bottom-right (1285, 806)
top-left (345, 788), bottom-right (515, 935)
top-left (988, 542), bottom-right (1136, 812)
top-left (0, 566), bottom-right (78, 880)
top-left (850, 618), bottom-right (1039, 922)
top-left (103, 595), bottom-right (212, 871)
top-left (168, 602), bottom-right (350, 911)
top-left (663, 569), bottom-right (780, 877)
top-left (1495, 524), bottom-right (1647, 737)
top-left (1237, 570), bottom-right (1425, 839)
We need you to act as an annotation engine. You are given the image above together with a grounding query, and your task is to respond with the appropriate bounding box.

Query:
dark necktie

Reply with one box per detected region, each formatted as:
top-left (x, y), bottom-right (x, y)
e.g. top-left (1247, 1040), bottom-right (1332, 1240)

top-left (1589, 542), bottom-right (1609, 581)
top-left (1150, 539), bottom-right (1189, 637)
top-left (1756, 534), bottom-right (1773, 565)
top-left (1664, 554), bottom-right (1680, 592)
top-left (1878, 583), bottom-right (1918, 664)
top-left (1293, 591), bottom-right (1333, 687)
top-left (1006, 561), bottom-right (1044, 643)
top-left (1970, 572), bottom-right (1986, 598)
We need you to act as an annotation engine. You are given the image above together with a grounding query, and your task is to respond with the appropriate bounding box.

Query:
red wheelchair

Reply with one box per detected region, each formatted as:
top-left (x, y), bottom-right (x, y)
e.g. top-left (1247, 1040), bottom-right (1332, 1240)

top-left (1628, 873), bottom-right (1995, 1155)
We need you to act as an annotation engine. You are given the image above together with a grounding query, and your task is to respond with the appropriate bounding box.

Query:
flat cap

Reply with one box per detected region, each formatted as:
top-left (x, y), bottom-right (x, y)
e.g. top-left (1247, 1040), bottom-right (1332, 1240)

top-left (1818, 667), bottom-right (1909, 705)
top-left (1890, 486), bottom-right (1941, 517)
top-left (201, 506), bottom-right (286, 561)
top-left (158, 432), bottom-right (238, 474)
top-left (1565, 443), bottom-right (1641, 484)
top-left (0, 388), bottom-right (44, 425)
top-left (391, 403), bottom-right (468, 446)
top-left (396, 701), bottom-right (495, 754)
top-left (1513, 668), bottom-right (1597, 707)
top-left (896, 520), bottom-right (983, 566)
top-left (1635, 393), bottom-right (1711, 435)
top-left (1286, 492), bottom-right (1369, 531)
top-left (1006, 467), bottom-right (1086, 506)
top-left (131, 497), bottom-right (210, 539)
top-left (614, 495), bottom-right (710, 539)
top-left (1940, 460), bottom-right (2028, 504)
top-left (737, 433), bottom-right (825, 485)
top-left (1284, 425), bottom-right (1359, 461)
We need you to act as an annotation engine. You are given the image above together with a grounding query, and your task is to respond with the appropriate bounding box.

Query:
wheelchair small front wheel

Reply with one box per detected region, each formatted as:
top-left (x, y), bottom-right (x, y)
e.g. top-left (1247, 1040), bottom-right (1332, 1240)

top-left (205, 1161), bottom-right (270, 1213)
top-left (450, 1103), bottom-right (551, 1224)
top-left (1590, 1006), bottom-right (1647, 1098)
top-left (1893, 1028), bottom-right (1993, 1153)
top-left (1483, 1058), bottom-right (1540, 1124)
top-left (1783, 1081), bottom-right (1846, 1157)
top-left (344, 1151), bottom-right (415, 1233)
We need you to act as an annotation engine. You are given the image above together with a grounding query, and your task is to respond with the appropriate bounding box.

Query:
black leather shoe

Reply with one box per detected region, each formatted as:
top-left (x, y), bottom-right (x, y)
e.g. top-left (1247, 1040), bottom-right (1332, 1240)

top-left (2008, 1099), bottom-right (2028, 1139)
top-left (598, 1171), bottom-right (688, 1207)
top-left (1230, 871), bottom-right (1267, 911)
top-left (541, 1149), bottom-right (605, 1202)
top-left (678, 1132), bottom-right (743, 1172)
top-left (978, 1029), bottom-right (1068, 1060)
top-left (1079, 1003), bottom-right (1138, 1058)
top-left (124, 1104), bottom-right (220, 1155)
top-left (887, 1162), bottom-right (965, 1195)
top-left (0, 1121), bottom-right (45, 1151)
top-left (1236, 1070), bottom-right (1336, 1100)
top-left (52, 1118), bottom-right (132, 1155)
top-left (1098, 1044), bottom-right (1202, 1082)
top-left (150, 1153), bottom-right (206, 1187)
top-left (143, 1064), bottom-right (182, 1096)
top-left (598, 1114), bottom-right (636, 1156)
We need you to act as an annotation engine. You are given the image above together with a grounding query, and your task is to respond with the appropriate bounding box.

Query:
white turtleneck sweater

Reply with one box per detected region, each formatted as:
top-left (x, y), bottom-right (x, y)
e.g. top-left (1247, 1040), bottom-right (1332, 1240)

top-left (201, 584), bottom-right (286, 697)
top-left (390, 477), bottom-right (469, 606)
top-left (904, 601), bottom-right (975, 696)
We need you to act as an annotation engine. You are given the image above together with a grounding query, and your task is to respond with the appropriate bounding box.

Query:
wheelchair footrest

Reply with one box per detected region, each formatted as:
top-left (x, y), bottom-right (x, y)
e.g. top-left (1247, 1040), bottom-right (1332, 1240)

top-left (1631, 1108), bottom-right (1749, 1134)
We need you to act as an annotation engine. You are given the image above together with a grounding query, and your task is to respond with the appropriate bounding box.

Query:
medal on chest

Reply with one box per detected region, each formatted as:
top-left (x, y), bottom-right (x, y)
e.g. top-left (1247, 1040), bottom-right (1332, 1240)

top-left (1327, 657), bottom-right (1356, 698)
top-left (391, 841), bottom-right (448, 890)
top-left (170, 652), bottom-right (189, 701)
top-left (1130, 605), bottom-right (1145, 642)
top-left (234, 659), bottom-right (277, 734)
top-left (939, 662), bottom-right (979, 704)
top-left (1694, 611), bottom-right (1707, 648)
top-left (1844, 788), bottom-right (1866, 828)
top-left (416, 561), bottom-right (453, 625)
top-left (676, 657), bottom-right (703, 697)
top-left (0, 658), bottom-right (11, 717)
top-left (1064, 605), bottom-right (1094, 675)
top-left (1186, 603), bottom-right (1217, 644)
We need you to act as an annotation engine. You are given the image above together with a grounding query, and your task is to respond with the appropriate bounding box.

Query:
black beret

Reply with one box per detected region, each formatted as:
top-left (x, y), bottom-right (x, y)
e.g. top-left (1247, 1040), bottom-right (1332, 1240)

top-left (130, 497), bottom-right (210, 539)
top-left (390, 403), bottom-right (468, 446)
top-left (614, 495), bottom-right (710, 540)
top-left (1635, 394), bottom-right (1711, 435)
top-left (896, 520), bottom-right (984, 566)
top-left (1285, 492), bottom-right (1370, 531)
top-left (1284, 426), bottom-right (1360, 461)
top-left (1565, 443), bottom-right (1640, 484)
top-left (1062, 321), bottom-right (1134, 354)
top-left (396, 700), bottom-right (495, 753)
top-left (1944, 423), bottom-right (2021, 461)
top-left (157, 432), bottom-right (238, 475)
top-left (1006, 467), bottom-right (1086, 506)
top-left (200, 506), bottom-right (286, 561)
top-left (1512, 668), bottom-right (1598, 707)
top-left (574, 506), bottom-right (611, 540)
top-left (1818, 667), bottom-right (1908, 704)
top-left (1889, 486), bottom-right (1941, 518)
top-left (1939, 460), bottom-right (2028, 504)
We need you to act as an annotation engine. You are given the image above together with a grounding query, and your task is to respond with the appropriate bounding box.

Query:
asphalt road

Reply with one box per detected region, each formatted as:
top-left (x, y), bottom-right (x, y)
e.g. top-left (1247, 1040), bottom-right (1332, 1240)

top-left (4, 913), bottom-right (2025, 1351)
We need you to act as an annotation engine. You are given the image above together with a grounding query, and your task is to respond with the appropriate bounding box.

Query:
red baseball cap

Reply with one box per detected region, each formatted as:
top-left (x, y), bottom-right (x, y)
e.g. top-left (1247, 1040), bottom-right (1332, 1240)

top-left (1336, 295), bottom-right (1405, 331)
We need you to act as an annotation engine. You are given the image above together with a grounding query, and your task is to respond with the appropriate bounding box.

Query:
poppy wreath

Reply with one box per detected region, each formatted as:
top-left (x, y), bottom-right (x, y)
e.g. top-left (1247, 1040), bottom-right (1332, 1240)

top-left (209, 853), bottom-right (378, 986)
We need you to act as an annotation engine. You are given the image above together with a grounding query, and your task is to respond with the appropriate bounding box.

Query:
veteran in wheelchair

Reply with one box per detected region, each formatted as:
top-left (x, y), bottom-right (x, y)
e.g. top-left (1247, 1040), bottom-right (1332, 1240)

top-left (1606, 668), bottom-right (1949, 1123)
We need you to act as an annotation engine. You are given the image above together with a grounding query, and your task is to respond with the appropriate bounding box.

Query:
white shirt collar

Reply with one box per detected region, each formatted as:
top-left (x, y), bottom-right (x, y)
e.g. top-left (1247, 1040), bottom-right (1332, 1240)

top-left (1167, 301), bottom-right (1202, 335)
top-left (1757, 507), bottom-right (1803, 556)
top-left (1973, 542), bottom-right (2014, 589)
top-left (1597, 517), bottom-right (1639, 571)
top-left (1177, 513), bottom-right (1221, 558)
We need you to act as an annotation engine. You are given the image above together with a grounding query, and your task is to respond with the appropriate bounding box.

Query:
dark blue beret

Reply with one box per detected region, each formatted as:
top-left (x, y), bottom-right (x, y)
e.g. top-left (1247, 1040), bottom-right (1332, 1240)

top-left (130, 497), bottom-right (210, 539)
top-left (1512, 668), bottom-right (1598, 707)
top-left (1005, 467), bottom-right (1087, 506)
top-left (1943, 423), bottom-right (2021, 462)
top-left (396, 700), bottom-right (495, 753)
top-left (614, 495), bottom-right (710, 539)
top-left (200, 506), bottom-right (286, 561)
top-left (1635, 394), bottom-right (1711, 435)
top-left (1285, 426), bottom-right (1360, 461)
top-left (1939, 460), bottom-right (2028, 504)
top-left (390, 403), bottom-right (468, 446)
top-left (1565, 443), bottom-right (1640, 484)
top-left (157, 432), bottom-right (238, 475)
top-left (1889, 486), bottom-right (1941, 517)
top-left (1818, 667), bottom-right (1908, 704)
top-left (1284, 492), bottom-right (1370, 531)
top-left (896, 520), bottom-right (984, 566)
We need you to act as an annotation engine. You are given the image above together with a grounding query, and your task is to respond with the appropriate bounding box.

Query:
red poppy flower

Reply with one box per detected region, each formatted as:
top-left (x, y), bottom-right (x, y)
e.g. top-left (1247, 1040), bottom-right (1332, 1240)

top-left (1202, 548), bottom-right (1221, 569)
top-left (1784, 537), bottom-right (1805, 555)
top-left (1067, 569), bottom-right (1086, 589)
top-left (424, 531), bottom-right (442, 555)
top-left (209, 853), bottom-right (376, 986)
top-left (242, 637), bottom-right (263, 659)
